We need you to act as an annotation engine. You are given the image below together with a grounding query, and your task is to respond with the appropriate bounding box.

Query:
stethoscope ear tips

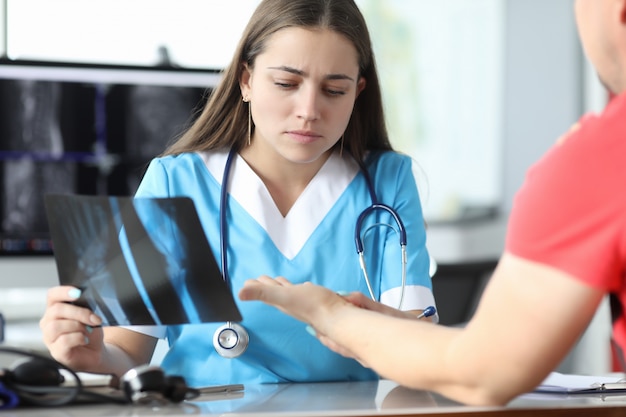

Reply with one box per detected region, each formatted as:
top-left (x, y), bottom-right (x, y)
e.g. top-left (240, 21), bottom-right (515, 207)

top-left (213, 322), bottom-right (249, 358)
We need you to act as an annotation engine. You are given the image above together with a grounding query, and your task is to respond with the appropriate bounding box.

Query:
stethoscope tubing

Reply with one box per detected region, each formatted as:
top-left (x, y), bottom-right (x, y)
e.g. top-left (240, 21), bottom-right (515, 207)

top-left (219, 148), bottom-right (236, 289)
top-left (354, 203), bottom-right (407, 252)
top-left (220, 148), bottom-right (407, 307)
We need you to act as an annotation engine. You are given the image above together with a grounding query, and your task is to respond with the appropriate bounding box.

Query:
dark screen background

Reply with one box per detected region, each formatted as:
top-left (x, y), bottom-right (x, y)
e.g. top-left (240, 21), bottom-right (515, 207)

top-left (0, 74), bottom-right (209, 255)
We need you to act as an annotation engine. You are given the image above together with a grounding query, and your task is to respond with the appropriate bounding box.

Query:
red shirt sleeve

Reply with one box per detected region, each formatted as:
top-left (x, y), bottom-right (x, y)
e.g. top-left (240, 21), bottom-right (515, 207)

top-left (505, 94), bottom-right (626, 292)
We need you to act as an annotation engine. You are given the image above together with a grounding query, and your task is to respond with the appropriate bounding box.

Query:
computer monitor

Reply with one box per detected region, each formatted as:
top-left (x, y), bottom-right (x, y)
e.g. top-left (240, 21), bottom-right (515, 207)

top-left (0, 59), bottom-right (218, 255)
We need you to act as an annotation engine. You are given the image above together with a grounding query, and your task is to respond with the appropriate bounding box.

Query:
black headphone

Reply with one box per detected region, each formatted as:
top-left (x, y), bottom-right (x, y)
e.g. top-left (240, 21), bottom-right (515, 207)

top-left (0, 346), bottom-right (198, 408)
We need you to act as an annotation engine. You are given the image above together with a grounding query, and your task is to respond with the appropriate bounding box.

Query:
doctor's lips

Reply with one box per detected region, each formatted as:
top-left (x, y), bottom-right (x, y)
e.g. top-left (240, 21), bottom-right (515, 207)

top-left (287, 130), bottom-right (322, 144)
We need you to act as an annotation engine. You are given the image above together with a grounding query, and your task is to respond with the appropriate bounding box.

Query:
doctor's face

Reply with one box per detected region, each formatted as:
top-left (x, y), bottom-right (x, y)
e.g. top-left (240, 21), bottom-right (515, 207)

top-left (240, 27), bottom-right (365, 165)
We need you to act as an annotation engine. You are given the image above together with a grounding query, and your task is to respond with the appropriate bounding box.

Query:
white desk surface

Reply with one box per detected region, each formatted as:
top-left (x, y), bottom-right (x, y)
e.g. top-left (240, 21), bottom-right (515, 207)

top-left (3, 380), bottom-right (626, 417)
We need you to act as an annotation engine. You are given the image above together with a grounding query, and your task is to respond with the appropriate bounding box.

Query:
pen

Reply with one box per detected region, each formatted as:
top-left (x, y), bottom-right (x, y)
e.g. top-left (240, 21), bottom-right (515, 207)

top-left (197, 384), bottom-right (244, 394)
top-left (417, 306), bottom-right (436, 319)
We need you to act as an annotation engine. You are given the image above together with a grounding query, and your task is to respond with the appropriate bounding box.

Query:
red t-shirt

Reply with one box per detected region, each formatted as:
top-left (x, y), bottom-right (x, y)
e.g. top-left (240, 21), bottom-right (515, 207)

top-left (506, 92), bottom-right (626, 364)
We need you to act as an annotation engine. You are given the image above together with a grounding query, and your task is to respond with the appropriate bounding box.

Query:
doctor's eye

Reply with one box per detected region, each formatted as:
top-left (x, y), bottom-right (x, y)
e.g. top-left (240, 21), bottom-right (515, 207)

top-left (274, 81), bottom-right (297, 89)
top-left (324, 88), bottom-right (346, 97)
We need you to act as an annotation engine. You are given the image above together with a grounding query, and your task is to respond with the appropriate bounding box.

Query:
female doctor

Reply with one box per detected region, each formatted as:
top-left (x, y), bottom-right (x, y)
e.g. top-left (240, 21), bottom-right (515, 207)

top-left (40, 0), bottom-right (436, 387)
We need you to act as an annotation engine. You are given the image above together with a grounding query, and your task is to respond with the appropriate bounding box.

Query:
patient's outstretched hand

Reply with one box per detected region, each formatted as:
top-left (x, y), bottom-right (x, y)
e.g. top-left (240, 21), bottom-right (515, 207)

top-left (239, 276), bottom-right (347, 324)
top-left (239, 276), bottom-right (368, 362)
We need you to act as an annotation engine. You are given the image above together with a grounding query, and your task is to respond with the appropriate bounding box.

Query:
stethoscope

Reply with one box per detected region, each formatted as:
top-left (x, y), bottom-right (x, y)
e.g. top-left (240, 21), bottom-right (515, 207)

top-left (212, 148), bottom-right (433, 358)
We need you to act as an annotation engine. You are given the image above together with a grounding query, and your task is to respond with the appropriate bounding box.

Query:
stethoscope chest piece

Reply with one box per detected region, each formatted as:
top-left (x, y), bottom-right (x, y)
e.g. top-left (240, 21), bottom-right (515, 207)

top-left (213, 322), bottom-right (249, 358)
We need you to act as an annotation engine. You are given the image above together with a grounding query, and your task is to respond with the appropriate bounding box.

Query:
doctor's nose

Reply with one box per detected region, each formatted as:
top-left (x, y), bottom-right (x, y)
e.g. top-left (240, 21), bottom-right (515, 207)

top-left (296, 89), bottom-right (321, 121)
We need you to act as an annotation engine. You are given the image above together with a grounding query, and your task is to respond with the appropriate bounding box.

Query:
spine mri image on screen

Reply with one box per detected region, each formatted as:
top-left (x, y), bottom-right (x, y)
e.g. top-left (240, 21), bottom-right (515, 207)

top-left (0, 71), bottom-right (208, 255)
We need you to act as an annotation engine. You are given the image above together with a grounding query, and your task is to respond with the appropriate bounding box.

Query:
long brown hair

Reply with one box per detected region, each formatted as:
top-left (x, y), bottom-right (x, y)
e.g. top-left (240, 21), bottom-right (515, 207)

top-left (162, 0), bottom-right (392, 163)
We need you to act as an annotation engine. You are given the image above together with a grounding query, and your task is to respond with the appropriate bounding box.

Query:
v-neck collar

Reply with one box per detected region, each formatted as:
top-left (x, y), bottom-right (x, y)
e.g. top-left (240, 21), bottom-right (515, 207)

top-left (199, 149), bottom-right (360, 259)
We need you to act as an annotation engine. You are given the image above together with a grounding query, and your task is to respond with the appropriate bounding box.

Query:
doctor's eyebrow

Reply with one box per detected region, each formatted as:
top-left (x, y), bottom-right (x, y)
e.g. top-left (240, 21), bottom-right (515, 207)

top-left (267, 66), bottom-right (355, 81)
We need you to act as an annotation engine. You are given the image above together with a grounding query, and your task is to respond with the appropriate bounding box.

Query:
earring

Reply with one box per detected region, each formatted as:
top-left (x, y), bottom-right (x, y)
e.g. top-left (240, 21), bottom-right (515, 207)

top-left (243, 96), bottom-right (251, 146)
top-left (339, 135), bottom-right (344, 158)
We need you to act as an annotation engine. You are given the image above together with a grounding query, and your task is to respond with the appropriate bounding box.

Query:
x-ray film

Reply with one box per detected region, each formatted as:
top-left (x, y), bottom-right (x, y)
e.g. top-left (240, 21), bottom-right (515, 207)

top-left (44, 194), bottom-right (242, 326)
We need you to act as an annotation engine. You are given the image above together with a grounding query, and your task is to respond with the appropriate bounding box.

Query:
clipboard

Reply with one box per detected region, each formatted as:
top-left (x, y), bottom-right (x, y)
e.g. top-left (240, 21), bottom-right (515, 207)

top-left (533, 372), bottom-right (626, 396)
top-left (44, 194), bottom-right (242, 326)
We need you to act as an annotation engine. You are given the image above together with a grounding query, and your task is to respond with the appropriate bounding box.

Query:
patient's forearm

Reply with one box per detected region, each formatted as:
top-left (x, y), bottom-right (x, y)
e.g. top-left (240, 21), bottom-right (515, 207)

top-left (316, 305), bottom-right (531, 406)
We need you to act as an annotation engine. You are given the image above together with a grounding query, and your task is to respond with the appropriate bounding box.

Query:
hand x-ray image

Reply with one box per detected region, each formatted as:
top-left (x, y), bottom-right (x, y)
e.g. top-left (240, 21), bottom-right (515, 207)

top-left (44, 194), bottom-right (242, 326)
